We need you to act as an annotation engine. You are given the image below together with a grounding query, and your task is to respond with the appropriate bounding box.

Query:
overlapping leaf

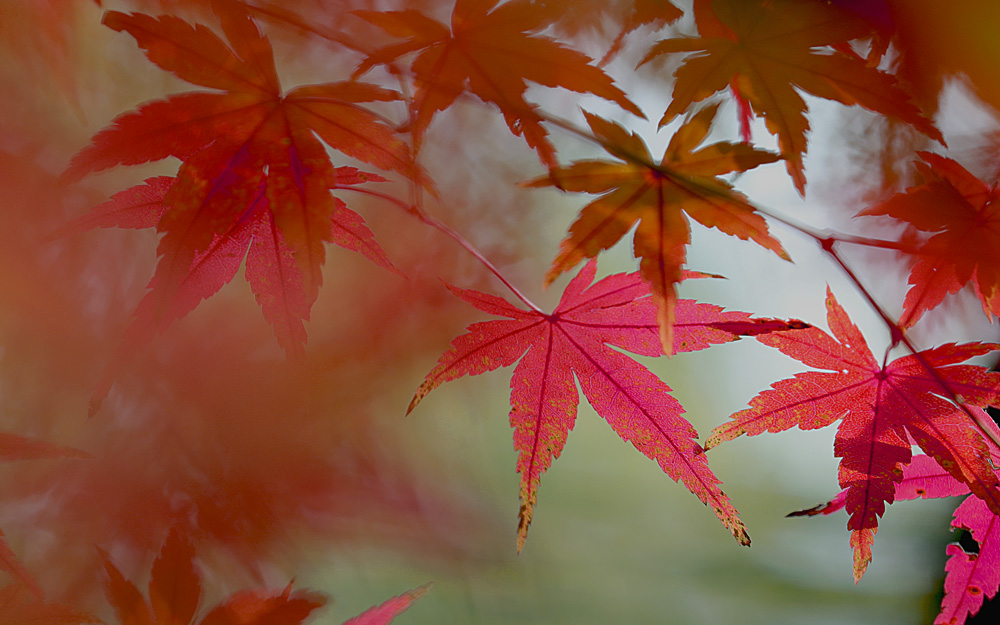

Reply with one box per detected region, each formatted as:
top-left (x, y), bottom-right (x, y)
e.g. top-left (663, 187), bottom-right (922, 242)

top-left (59, 168), bottom-right (391, 414)
top-left (411, 259), bottom-right (810, 550)
top-left (101, 528), bottom-right (326, 625)
top-left (792, 437), bottom-right (1000, 625)
top-left (708, 288), bottom-right (1000, 580)
top-left (858, 151), bottom-right (1000, 329)
top-left (940, 493), bottom-right (1000, 625)
top-left (524, 103), bottom-right (786, 352)
top-left (62, 5), bottom-right (414, 409)
top-left (535, 0), bottom-right (684, 65)
top-left (352, 0), bottom-right (642, 167)
top-left (639, 0), bottom-right (942, 193)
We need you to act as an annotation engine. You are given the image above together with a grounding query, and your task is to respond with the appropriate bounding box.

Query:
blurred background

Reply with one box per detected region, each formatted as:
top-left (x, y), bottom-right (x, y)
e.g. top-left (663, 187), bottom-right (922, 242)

top-left (1, 0), bottom-right (999, 623)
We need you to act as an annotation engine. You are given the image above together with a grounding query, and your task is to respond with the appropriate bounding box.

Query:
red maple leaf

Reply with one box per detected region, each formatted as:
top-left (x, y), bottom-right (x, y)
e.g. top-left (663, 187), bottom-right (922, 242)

top-left (791, 425), bottom-right (1000, 625)
top-left (101, 528), bottom-right (326, 625)
top-left (707, 288), bottom-right (1000, 580)
top-left (523, 103), bottom-right (786, 353)
top-left (340, 584), bottom-right (429, 625)
top-left (639, 0), bottom-right (942, 193)
top-left (858, 151), bottom-right (1000, 329)
top-left (939, 494), bottom-right (1000, 625)
top-left (62, 5), bottom-right (417, 364)
top-left (410, 260), bottom-right (809, 550)
top-left (352, 0), bottom-right (643, 167)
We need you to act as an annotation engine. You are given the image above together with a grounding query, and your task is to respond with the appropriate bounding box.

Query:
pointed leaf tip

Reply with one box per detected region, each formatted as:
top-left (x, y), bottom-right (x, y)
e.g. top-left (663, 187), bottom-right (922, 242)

top-left (340, 583), bottom-right (430, 625)
top-left (416, 263), bottom-right (759, 548)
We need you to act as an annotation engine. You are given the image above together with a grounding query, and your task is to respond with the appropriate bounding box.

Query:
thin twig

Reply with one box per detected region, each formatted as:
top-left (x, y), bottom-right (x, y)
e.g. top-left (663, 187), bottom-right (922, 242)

top-left (340, 187), bottom-right (545, 314)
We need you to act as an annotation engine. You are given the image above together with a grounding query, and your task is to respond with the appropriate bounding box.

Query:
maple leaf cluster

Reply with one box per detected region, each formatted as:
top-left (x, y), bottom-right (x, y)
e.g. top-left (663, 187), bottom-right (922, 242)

top-left (3, 0), bottom-right (1000, 623)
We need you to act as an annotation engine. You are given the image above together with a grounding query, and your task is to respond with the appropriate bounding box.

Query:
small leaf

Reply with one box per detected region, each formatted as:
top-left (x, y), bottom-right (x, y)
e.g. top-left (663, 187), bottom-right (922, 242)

top-left (149, 528), bottom-right (201, 625)
top-left (340, 584), bottom-right (429, 625)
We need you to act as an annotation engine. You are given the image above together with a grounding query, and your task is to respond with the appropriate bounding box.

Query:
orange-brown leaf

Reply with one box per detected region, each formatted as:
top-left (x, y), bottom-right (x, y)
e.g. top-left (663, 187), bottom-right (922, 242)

top-left (524, 104), bottom-right (785, 352)
top-left (354, 0), bottom-right (643, 167)
top-left (858, 151), bottom-right (1000, 328)
top-left (0, 582), bottom-right (99, 625)
top-left (640, 0), bottom-right (942, 194)
top-left (709, 288), bottom-right (1000, 581)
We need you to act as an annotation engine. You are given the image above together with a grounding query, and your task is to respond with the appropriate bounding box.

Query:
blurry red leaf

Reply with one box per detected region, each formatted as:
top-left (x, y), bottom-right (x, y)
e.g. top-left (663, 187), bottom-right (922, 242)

top-left (61, 168), bottom-right (392, 414)
top-left (0, 530), bottom-right (43, 601)
top-left (63, 5), bottom-right (414, 400)
top-left (340, 584), bottom-right (429, 625)
top-left (100, 547), bottom-right (154, 625)
top-left (149, 529), bottom-right (201, 625)
top-left (199, 583), bottom-right (326, 625)
top-left (858, 151), bottom-right (1000, 328)
top-left (0, 582), bottom-right (99, 625)
top-left (0, 433), bottom-right (89, 462)
top-left (101, 529), bottom-right (326, 625)
top-left (0, 436), bottom-right (89, 597)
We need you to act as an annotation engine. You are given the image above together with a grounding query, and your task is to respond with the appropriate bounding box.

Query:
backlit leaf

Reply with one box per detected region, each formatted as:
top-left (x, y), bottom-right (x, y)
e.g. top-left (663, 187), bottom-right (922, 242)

top-left (858, 151), bottom-right (1000, 328)
top-left (412, 260), bottom-right (808, 550)
top-left (353, 0), bottom-right (643, 167)
top-left (640, 0), bottom-right (942, 194)
top-left (709, 288), bottom-right (1000, 581)
top-left (524, 103), bottom-right (786, 352)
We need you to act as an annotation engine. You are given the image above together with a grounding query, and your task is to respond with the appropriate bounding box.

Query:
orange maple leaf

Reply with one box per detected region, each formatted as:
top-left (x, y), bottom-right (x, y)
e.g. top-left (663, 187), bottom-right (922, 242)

top-left (352, 0), bottom-right (643, 167)
top-left (64, 4), bottom-right (417, 329)
top-left (639, 0), bottom-right (943, 194)
top-left (523, 104), bottom-right (787, 352)
top-left (858, 151), bottom-right (1000, 328)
